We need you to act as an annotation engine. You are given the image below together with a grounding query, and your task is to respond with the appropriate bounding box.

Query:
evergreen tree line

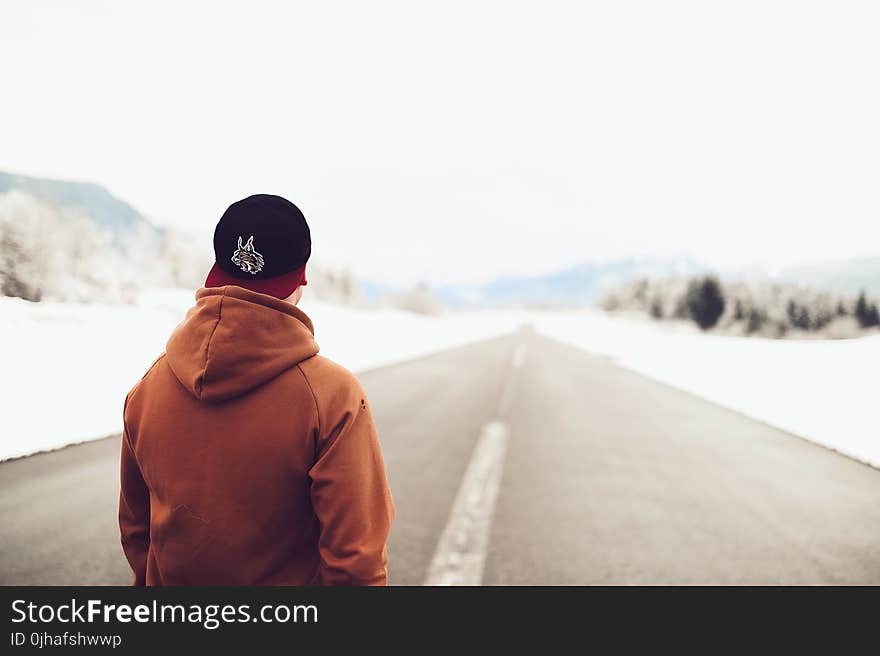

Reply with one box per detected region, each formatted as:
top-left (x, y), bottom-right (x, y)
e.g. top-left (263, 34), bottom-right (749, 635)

top-left (601, 274), bottom-right (880, 337)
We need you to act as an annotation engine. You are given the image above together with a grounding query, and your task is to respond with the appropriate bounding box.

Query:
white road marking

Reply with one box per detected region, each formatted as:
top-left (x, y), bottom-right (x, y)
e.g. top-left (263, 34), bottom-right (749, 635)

top-left (497, 342), bottom-right (527, 417)
top-left (423, 421), bottom-right (510, 586)
top-left (424, 337), bottom-right (528, 586)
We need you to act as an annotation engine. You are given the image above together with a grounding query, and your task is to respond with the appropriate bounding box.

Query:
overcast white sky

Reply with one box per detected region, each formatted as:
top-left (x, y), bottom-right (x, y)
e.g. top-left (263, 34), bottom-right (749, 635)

top-left (1, 1), bottom-right (878, 285)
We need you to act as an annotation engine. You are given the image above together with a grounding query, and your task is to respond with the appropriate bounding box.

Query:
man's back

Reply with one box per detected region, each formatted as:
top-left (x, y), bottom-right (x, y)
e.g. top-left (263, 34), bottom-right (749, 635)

top-left (119, 285), bottom-right (394, 585)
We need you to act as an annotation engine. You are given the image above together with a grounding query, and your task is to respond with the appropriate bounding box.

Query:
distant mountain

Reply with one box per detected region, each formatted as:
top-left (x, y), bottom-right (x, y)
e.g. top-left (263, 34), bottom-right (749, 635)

top-left (435, 257), bottom-right (706, 308)
top-left (778, 258), bottom-right (880, 298)
top-left (360, 280), bottom-right (395, 303)
top-left (0, 170), bottom-right (161, 242)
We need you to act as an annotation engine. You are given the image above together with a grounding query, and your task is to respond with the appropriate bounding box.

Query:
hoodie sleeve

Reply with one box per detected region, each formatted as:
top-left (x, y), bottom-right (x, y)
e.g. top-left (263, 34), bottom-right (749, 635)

top-left (308, 373), bottom-right (394, 586)
top-left (119, 419), bottom-right (151, 586)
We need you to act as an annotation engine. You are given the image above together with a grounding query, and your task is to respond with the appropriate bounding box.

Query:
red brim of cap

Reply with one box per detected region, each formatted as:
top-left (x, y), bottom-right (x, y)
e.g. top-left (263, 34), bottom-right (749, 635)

top-left (204, 263), bottom-right (307, 300)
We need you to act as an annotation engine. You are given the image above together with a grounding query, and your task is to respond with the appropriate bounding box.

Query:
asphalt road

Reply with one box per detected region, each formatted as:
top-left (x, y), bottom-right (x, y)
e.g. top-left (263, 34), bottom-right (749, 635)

top-left (2, 330), bottom-right (879, 585)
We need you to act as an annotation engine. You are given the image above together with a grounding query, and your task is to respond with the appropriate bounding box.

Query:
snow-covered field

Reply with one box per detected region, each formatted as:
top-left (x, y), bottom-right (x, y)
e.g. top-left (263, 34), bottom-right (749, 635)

top-left (0, 289), bottom-right (520, 460)
top-left (1, 291), bottom-right (877, 468)
top-left (533, 310), bottom-right (880, 468)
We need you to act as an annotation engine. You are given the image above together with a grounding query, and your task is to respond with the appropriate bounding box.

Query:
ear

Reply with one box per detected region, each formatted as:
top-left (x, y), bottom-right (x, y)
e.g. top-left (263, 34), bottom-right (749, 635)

top-left (237, 236), bottom-right (244, 250)
top-left (245, 236), bottom-right (254, 251)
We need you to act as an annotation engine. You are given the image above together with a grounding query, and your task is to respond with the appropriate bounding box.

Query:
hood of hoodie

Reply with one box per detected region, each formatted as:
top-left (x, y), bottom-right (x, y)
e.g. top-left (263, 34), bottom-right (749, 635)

top-left (165, 286), bottom-right (320, 403)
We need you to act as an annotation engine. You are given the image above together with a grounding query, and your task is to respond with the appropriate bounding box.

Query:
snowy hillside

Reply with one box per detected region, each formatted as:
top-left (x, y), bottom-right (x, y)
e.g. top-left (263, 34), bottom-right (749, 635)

top-left (0, 170), bottom-right (154, 241)
top-left (0, 187), bottom-right (207, 303)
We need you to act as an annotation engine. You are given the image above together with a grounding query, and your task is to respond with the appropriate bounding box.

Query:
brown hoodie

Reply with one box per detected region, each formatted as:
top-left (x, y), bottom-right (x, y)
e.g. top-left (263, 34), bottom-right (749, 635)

top-left (119, 285), bottom-right (394, 586)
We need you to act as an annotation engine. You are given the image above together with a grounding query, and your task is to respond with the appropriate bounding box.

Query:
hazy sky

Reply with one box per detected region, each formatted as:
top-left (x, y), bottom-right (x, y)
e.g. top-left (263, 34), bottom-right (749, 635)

top-left (1, 1), bottom-right (878, 285)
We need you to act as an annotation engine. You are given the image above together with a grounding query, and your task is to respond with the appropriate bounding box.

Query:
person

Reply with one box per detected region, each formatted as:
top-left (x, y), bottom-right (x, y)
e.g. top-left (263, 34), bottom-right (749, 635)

top-left (118, 194), bottom-right (394, 585)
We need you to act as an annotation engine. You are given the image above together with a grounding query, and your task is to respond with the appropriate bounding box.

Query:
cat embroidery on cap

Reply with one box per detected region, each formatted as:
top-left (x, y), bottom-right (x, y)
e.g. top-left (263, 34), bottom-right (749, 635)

top-left (231, 235), bottom-right (265, 275)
